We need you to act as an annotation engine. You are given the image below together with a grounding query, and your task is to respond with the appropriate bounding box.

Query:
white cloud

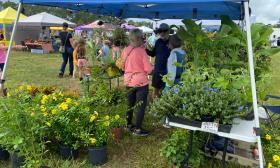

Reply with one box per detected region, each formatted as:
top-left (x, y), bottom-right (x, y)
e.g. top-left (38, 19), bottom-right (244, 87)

top-left (251, 0), bottom-right (280, 24)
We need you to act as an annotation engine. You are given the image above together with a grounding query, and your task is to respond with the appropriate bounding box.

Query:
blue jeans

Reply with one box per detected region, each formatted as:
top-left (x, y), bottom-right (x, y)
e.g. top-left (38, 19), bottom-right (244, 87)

top-left (60, 47), bottom-right (74, 75)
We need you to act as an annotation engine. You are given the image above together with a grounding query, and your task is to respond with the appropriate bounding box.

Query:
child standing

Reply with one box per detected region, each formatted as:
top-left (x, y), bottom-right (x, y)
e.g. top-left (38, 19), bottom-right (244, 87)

top-left (72, 40), bottom-right (78, 78)
top-left (0, 44), bottom-right (7, 74)
top-left (166, 34), bottom-right (187, 88)
top-left (76, 39), bottom-right (88, 81)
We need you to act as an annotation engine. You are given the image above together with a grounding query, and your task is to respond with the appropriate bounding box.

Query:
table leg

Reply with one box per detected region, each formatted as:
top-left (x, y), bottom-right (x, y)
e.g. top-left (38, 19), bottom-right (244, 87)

top-left (181, 130), bottom-right (194, 168)
top-left (222, 138), bottom-right (229, 168)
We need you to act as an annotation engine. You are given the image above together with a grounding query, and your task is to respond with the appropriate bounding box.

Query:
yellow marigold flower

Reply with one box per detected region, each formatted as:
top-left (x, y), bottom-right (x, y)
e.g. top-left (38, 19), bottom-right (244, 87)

top-left (66, 98), bottom-right (72, 104)
top-left (40, 105), bottom-right (46, 112)
top-left (105, 115), bottom-right (110, 120)
top-left (31, 112), bottom-right (35, 117)
top-left (18, 86), bottom-right (24, 91)
top-left (43, 112), bottom-right (48, 117)
top-left (51, 109), bottom-right (57, 115)
top-left (90, 115), bottom-right (96, 122)
top-left (7, 92), bottom-right (11, 97)
top-left (59, 102), bottom-right (68, 111)
top-left (104, 121), bottom-right (110, 127)
top-left (115, 114), bottom-right (120, 120)
top-left (94, 111), bottom-right (98, 116)
top-left (41, 95), bottom-right (48, 104)
top-left (52, 96), bottom-right (57, 101)
top-left (267, 162), bottom-right (272, 168)
top-left (273, 155), bottom-right (280, 162)
top-left (89, 138), bottom-right (97, 145)
top-left (46, 122), bottom-right (51, 127)
top-left (26, 85), bottom-right (32, 91)
top-left (266, 134), bottom-right (272, 141)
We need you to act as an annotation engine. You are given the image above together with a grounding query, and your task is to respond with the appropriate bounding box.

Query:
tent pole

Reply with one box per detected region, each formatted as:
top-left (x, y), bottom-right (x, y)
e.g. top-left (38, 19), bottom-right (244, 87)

top-left (244, 1), bottom-right (264, 168)
top-left (3, 24), bottom-right (6, 40)
top-left (0, 3), bottom-right (22, 91)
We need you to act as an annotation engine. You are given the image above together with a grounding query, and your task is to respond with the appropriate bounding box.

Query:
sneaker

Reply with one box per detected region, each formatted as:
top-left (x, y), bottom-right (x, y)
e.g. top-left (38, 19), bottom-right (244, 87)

top-left (58, 73), bottom-right (63, 78)
top-left (133, 129), bottom-right (149, 137)
top-left (124, 124), bottom-right (135, 132)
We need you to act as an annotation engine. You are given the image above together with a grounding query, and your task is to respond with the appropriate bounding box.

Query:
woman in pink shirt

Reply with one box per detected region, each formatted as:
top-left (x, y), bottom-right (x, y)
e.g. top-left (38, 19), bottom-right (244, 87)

top-left (0, 44), bottom-right (7, 72)
top-left (121, 29), bottom-right (153, 136)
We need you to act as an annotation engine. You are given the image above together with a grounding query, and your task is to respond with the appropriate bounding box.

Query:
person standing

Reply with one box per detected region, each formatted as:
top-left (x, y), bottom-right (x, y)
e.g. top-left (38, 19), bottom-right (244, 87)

top-left (166, 34), bottom-right (187, 88)
top-left (122, 29), bottom-right (153, 136)
top-left (0, 43), bottom-right (7, 73)
top-left (58, 22), bottom-right (74, 78)
top-left (146, 23), bottom-right (171, 98)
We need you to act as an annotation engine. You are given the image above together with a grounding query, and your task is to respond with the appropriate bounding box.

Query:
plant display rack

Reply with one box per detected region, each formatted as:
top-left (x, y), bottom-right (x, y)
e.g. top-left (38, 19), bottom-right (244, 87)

top-left (166, 117), bottom-right (259, 168)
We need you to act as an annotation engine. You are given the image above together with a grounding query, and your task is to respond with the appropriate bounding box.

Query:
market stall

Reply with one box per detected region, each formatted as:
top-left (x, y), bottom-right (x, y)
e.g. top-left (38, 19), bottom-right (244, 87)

top-left (1, 1), bottom-right (264, 167)
top-left (17, 12), bottom-right (76, 53)
top-left (0, 7), bottom-right (26, 46)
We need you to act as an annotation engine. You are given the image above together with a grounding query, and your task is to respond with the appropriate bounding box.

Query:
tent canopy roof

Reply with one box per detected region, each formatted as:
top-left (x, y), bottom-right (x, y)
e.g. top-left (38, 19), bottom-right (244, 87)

top-left (20, 0), bottom-right (247, 20)
top-left (0, 7), bottom-right (27, 24)
top-left (18, 12), bottom-right (76, 27)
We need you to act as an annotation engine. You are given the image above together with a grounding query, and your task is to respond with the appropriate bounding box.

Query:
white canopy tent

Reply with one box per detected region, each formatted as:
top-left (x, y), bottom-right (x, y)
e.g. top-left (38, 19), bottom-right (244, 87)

top-left (138, 26), bottom-right (154, 33)
top-left (18, 12), bottom-right (75, 27)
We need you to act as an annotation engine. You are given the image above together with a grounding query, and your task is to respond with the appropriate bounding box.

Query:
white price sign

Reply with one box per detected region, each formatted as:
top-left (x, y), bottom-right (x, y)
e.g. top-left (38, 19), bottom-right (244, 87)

top-left (201, 122), bottom-right (218, 133)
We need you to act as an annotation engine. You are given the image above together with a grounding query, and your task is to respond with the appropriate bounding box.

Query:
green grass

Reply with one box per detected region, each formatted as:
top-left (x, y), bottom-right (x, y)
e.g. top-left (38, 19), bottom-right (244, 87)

top-left (1, 51), bottom-right (280, 168)
top-left (5, 52), bottom-right (80, 91)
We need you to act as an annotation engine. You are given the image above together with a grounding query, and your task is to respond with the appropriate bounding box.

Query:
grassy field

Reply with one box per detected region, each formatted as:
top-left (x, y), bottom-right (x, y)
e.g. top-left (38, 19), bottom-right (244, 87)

top-left (1, 51), bottom-right (279, 168)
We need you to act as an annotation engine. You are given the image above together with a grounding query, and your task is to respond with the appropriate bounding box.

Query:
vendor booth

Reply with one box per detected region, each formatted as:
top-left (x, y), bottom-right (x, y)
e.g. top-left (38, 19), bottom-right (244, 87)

top-left (17, 12), bottom-right (76, 53)
top-left (1, 1), bottom-right (264, 168)
top-left (0, 7), bottom-right (26, 46)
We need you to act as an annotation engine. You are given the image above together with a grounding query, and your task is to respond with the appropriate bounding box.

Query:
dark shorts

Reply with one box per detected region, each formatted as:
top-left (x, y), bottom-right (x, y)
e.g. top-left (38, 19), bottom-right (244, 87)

top-left (0, 63), bottom-right (4, 71)
top-left (152, 72), bottom-right (165, 89)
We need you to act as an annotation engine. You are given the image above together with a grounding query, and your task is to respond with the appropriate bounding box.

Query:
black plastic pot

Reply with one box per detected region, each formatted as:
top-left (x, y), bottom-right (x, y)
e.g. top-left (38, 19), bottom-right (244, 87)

top-left (88, 146), bottom-right (107, 166)
top-left (59, 145), bottom-right (79, 160)
top-left (168, 116), bottom-right (202, 128)
top-left (0, 147), bottom-right (9, 160)
top-left (11, 153), bottom-right (25, 168)
top-left (200, 115), bottom-right (215, 122)
top-left (218, 124), bottom-right (232, 133)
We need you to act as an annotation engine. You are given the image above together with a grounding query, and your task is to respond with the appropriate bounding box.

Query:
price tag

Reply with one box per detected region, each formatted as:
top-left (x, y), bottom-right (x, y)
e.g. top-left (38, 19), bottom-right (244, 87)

top-left (201, 122), bottom-right (218, 133)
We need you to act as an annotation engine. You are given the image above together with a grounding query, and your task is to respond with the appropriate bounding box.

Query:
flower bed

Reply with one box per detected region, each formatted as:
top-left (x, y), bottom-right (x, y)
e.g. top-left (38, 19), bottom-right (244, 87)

top-left (0, 85), bottom-right (126, 167)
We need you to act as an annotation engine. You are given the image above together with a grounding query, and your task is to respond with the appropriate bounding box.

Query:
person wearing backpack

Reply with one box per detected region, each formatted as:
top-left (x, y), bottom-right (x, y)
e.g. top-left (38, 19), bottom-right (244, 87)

top-left (58, 22), bottom-right (74, 78)
top-left (166, 34), bottom-right (187, 88)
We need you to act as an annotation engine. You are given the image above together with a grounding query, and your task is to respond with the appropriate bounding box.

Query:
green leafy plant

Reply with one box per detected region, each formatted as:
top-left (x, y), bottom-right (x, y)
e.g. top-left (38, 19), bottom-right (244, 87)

top-left (153, 68), bottom-right (250, 125)
top-left (261, 126), bottom-right (280, 168)
top-left (112, 28), bottom-right (128, 47)
top-left (160, 129), bottom-right (204, 168)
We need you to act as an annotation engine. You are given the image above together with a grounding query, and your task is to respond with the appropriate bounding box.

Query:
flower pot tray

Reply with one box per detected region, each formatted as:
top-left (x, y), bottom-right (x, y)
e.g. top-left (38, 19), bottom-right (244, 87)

top-left (167, 116), bottom-right (232, 133)
top-left (167, 116), bottom-right (202, 128)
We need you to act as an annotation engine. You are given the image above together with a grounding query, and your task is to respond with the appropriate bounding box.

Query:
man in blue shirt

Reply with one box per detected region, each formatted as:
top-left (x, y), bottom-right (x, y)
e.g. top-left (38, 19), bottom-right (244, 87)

top-left (146, 23), bottom-right (171, 98)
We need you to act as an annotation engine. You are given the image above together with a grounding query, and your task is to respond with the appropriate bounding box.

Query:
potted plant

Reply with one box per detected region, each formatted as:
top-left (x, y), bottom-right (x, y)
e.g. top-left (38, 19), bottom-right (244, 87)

top-left (0, 86), bottom-right (49, 168)
top-left (110, 114), bottom-right (126, 142)
top-left (81, 114), bottom-right (110, 166)
top-left (50, 96), bottom-right (84, 160)
top-left (151, 68), bottom-right (248, 132)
